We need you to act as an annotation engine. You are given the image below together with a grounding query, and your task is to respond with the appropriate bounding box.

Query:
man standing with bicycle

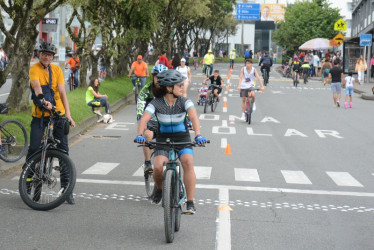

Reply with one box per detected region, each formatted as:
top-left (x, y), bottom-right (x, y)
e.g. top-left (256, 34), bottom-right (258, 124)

top-left (65, 52), bottom-right (80, 89)
top-left (28, 41), bottom-right (76, 204)
top-left (259, 52), bottom-right (272, 83)
top-left (202, 49), bottom-right (215, 76)
top-left (128, 55), bottom-right (149, 90)
top-left (238, 59), bottom-right (265, 120)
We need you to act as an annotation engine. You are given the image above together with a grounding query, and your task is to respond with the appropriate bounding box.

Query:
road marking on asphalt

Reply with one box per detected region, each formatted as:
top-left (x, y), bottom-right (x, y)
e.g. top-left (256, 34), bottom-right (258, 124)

top-left (216, 188), bottom-right (231, 250)
top-left (326, 172), bottom-right (363, 187)
top-left (82, 162), bottom-right (120, 175)
top-left (234, 168), bottom-right (260, 182)
top-left (221, 138), bottom-right (227, 148)
top-left (281, 170), bottom-right (312, 184)
top-left (105, 122), bottom-right (134, 130)
top-left (195, 166), bottom-right (212, 179)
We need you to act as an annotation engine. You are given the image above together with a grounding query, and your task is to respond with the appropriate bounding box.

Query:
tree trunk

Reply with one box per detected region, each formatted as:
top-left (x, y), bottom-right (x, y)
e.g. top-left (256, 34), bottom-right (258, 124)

top-left (79, 54), bottom-right (90, 87)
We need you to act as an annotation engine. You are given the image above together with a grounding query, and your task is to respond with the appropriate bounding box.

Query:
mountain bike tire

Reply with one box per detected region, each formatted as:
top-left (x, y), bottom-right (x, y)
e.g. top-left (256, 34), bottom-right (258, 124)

top-left (0, 119), bottom-right (28, 163)
top-left (19, 149), bottom-right (76, 211)
top-left (174, 163), bottom-right (183, 232)
top-left (163, 169), bottom-right (176, 243)
top-left (204, 95), bottom-right (210, 113)
top-left (211, 96), bottom-right (218, 112)
top-left (248, 99), bottom-right (254, 125)
top-left (144, 169), bottom-right (156, 199)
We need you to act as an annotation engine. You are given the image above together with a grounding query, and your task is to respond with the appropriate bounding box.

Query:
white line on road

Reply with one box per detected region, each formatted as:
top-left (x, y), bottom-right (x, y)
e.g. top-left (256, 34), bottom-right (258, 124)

top-left (221, 138), bottom-right (227, 149)
top-left (69, 178), bottom-right (374, 197)
top-left (216, 188), bottom-right (231, 250)
top-left (82, 162), bottom-right (120, 175)
top-left (234, 168), bottom-right (260, 182)
top-left (281, 170), bottom-right (312, 184)
top-left (326, 172), bottom-right (363, 187)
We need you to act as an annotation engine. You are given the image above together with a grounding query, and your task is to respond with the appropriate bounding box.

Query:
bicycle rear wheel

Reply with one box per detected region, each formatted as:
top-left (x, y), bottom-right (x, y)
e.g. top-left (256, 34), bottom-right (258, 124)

top-left (19, 149), bottom-right (76, 211)
top-left (175, 163), bottom-right (183, 232)
top-left (0, 119), bottom-right (28, 162)
top-left (163, 169), bottom-right (176, 243)
top-left (69, 74), bottom-right (74, 91)
top-left (135, 82), bottom-right (141, 104)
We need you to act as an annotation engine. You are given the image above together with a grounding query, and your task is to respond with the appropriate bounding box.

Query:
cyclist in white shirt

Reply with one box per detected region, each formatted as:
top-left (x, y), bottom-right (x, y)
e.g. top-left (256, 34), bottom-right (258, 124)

top-left (238, 59), bottom-right (264, 120)
top-left (176, 58), bottom-right (191, 97)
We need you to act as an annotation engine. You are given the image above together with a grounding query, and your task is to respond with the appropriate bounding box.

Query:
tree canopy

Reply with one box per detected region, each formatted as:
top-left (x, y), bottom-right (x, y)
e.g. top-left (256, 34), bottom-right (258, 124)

top-left (273, 0), bottom-right (341, 52)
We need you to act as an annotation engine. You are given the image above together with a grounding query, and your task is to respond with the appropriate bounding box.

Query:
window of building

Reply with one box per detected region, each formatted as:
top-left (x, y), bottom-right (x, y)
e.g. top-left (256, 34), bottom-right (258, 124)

top-left (347, 2), bottom-right (353, 11)
top-left (364, 18), bottom-right (367, 27)
top-left (346, 20), bottom-right (352, 29)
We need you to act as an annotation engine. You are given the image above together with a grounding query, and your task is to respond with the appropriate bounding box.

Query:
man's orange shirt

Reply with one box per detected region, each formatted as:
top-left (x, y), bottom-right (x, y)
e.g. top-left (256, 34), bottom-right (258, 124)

top-left (29, 63), bottom-right (65, 118)
top-left (66, 57), bottom-right (80, 69)
top-left (132, 61), bottom-right (147, 77)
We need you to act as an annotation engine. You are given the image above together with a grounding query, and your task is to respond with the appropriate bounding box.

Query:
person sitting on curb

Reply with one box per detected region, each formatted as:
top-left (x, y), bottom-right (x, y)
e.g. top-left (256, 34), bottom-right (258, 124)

top-left (86, 78), bottom-right (111, 117)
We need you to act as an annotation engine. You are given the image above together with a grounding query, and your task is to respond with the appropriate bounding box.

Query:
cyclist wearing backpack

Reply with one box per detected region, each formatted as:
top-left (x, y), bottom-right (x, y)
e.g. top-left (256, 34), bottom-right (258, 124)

top-left (259, 52), bottom-right (273, 78)
top-left (28, 41), bottom-right (76, 204)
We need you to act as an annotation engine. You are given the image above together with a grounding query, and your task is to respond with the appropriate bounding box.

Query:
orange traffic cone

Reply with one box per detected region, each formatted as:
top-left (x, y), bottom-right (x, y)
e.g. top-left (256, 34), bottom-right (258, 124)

top-left (223, 101), bottom-right (227, 108)
top-left (226, 85), bottom-right (229, 91)
top-left (224, 144), bottom-right (232, 155)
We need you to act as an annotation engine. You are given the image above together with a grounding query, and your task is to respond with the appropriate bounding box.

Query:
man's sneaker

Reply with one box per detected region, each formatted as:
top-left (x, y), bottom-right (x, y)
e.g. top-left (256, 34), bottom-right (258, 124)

top-left (0, 145), bottom-right (5, 155)
top-left (151, 189), bottom-right (162, 205)
top-left (185, 200), bottom-right (196, 214)
top-left (66, 193), bottom-right (75, 205)
top-left (241, 113), bottom-right (245, 120)
top-left (144, 162), bottom-right (153, 173)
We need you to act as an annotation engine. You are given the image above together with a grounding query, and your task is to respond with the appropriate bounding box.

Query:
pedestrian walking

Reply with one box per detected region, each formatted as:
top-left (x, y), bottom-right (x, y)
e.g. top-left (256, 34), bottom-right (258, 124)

top-left (321, 57), bottom-right (332, 85)
top-left (272, 52), bottom-right (277, 64)
top-left (328, 60), bottom-right (344, 107)
top-left (355, 55), bottom-right (367, 84)
top-left (343, 71), bottom-right (358, 109)
top-left (229, 48), bottom-right (236, 69)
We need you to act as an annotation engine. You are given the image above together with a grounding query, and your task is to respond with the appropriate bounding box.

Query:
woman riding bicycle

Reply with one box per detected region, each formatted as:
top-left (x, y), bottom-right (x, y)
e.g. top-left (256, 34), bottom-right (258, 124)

top-left (135, 70), bottom-right (207, 214)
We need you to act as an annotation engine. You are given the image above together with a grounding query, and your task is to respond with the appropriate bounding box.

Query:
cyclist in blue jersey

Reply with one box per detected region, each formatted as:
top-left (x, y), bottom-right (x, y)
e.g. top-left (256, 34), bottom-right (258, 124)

top-left (135, 70), bottom-right (207, 214)
top-left (136, 64), bottom-right (168, 173)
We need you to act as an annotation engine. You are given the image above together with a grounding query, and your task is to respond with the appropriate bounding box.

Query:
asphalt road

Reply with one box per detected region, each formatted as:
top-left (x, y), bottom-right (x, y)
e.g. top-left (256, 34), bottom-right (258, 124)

top-left (1, 63), bottom-right (374, 249)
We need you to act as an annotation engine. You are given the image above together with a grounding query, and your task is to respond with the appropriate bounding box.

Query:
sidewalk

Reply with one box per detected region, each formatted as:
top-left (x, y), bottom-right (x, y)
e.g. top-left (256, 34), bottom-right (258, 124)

top-left (0, 93), bottom-right (134, 175)
top-left (275, 65), bottom-right (374, 100)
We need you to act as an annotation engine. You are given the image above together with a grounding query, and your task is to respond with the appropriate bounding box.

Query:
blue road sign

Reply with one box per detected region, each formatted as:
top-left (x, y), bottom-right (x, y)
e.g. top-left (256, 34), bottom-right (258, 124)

top-left (236, 3), bottom-right (260, 21)
top-left (360, 34), bottom-right (372, 46)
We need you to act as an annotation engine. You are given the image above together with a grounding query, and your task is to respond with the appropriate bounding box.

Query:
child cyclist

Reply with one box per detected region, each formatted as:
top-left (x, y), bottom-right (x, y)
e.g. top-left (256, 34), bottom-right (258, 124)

top-left (136, 64), bottom-right (169, 173)
top-left (197, 82), bottom-right (208, 105)
top-left (136, 70), bottom-right (207, 214)
top-left (203, 70), bottom-right (223, 102)
top-left (238, 59), bottom-right (264, 120)
top-left (343, 71), bottom-right (358, 109)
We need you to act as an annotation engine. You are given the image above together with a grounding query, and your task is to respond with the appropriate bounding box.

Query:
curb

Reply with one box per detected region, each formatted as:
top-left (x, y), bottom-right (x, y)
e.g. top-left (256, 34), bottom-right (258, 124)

top-left (361, 94), bottom-right (374, 100)
top-left (0, 93), bottom-right (135, 175)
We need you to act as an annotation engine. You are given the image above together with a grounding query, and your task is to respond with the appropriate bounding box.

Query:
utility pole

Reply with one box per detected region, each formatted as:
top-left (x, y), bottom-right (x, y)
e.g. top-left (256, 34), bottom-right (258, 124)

top-left (241, 0), bottom-right (248, 55)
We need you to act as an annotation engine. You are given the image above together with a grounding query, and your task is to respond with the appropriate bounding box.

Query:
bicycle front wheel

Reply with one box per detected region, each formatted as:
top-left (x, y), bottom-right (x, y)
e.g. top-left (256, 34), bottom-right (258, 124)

top-left (19, 149), bottom-right (76, 211)
top-left (144, 167), bottom-right (156, 198)
top-left (0, 119), bottom-right (28, 162)
top-left (248, 99), bottom-right (254, 125)
top-left (204, 95), bottom-right (210, 113)
top-left (211, 96), bottom-right (218, 112)
top-left (163, 169), bottom-right (176, 243)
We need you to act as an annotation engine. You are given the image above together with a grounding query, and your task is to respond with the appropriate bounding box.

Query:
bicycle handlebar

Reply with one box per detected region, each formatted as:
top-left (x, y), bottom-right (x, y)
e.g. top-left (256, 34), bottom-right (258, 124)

top-left (134, 139), bottom-right (210, 148)
top-left (37, 94), bottom-right (64, 118)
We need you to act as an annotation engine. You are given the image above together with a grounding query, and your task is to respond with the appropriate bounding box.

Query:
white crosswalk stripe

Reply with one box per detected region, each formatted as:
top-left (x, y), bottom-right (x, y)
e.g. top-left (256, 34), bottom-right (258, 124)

top-left (326, 171), bottom-right (363, 187)
top-left (80, 163), bottom-right (370, 188)
top-left (82, 162), bottom-right (120, 175)
top-left (234, 168), bottom-right (260, 182)
top-left (281, 170), bottom-right (312, 184)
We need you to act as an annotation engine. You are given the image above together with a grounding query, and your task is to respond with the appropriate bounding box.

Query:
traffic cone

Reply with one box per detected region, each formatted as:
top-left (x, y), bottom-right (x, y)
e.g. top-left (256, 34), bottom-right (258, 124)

top-left (226, 85), bottom-right (229, 91)
top-left (224, 144), bottom-right (232, 155)
top-left (223, 101), bottom-right (227, 108)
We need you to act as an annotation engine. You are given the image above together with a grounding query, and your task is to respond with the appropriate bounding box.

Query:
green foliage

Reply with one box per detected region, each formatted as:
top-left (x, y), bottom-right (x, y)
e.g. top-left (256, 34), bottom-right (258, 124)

top-left (273, 0), bottom-right (341, 51)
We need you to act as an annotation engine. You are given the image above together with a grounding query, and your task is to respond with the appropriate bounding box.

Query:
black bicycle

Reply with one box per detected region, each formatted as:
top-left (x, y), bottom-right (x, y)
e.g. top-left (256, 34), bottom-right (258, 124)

top-left (19, 95), bottom-right (76, 211)
top-left (204, 86), bottom-right (220, 113)
top-left (0, 103), bottom-right (28, 162)
top-left (245, 88), bottom-right (260, 125)
top-left (136, 139), bottom-right (209, 243)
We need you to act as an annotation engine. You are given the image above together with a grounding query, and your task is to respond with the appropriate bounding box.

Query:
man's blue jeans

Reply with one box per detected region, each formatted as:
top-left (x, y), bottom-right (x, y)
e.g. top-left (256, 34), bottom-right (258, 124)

top-left (68, 69), bottom-right (79, 88)
top-left (204, 64), bottom-right (213, 76)
top-left (131, 75), bottom-right (146, 89)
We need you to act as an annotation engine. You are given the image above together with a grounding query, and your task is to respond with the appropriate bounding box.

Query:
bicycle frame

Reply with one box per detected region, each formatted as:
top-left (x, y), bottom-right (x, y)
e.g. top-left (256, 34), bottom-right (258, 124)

top-left (166, 149), bottom-right (186, 206)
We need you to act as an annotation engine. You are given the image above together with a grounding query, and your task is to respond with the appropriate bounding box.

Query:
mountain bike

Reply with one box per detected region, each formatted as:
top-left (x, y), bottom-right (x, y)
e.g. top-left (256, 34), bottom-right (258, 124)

top-left (0, 103), bottom-right (28, 162)
top-left (245, 88), bottom-right (260, 125)
top-left (136, 139), bottom-right (209, 243)
top-left (66, 68), bottom-right (75, 91)
top-left (19, 94), bottom-right (76, 211)
top-left (204, 86), bottom-right (220, 113)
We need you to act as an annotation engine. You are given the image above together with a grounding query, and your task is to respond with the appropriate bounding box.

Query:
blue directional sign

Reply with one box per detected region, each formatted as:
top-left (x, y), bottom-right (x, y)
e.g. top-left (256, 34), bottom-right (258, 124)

top-left (360, 34), bottom-right (372, 46)
top-left (236, 3), bottom-right (260, 21)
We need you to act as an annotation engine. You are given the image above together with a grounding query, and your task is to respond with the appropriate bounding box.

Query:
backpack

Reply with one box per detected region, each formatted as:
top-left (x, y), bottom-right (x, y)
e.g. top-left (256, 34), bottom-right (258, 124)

top-left (244, 50), bottom-right (250, 58)
top-left (30, 65), bottom-right (56, 118)
top-left (263, 56), bottom-right (271, 65)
